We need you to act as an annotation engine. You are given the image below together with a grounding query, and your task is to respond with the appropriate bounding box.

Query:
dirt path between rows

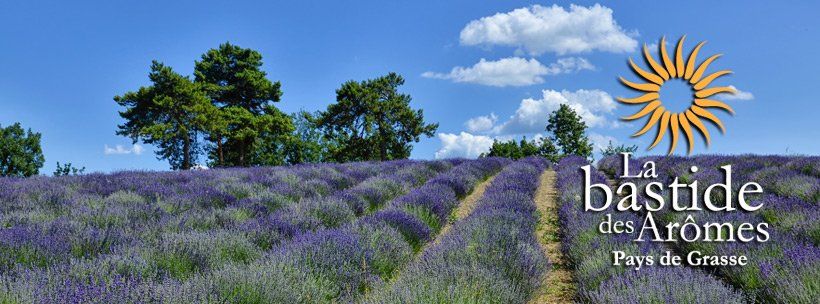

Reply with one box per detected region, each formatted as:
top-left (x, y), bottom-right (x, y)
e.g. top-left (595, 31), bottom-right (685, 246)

top-left (529, 170), bottom-right (575, 304)
top-left (428, 173), bottom-right (498, 248)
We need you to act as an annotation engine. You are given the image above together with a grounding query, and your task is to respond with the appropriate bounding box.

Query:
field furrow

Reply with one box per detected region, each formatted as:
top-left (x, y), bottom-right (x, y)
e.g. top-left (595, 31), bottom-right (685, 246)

top-left (529, 169), bottom-right (575, 304)
top-left (428, 172), bottom-right (497, 248)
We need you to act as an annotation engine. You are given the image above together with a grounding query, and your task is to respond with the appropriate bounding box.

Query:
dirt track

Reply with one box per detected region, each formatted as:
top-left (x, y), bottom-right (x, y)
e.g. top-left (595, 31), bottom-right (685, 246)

top-left (529, 170), bottom-right (576, 304)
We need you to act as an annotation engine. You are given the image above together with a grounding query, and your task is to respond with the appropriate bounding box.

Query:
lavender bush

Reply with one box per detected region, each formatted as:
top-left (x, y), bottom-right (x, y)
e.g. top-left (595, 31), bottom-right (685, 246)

top-left (237, 160), bottom-right (454, 249)
top-left (365, 157), bottom-right (550, 303)
top-left (0, 160), bottom-right (443, 302)
top-left (150, 158), bottom-right (509, 303)
top-left (600, 154), bottom-right (819, 303)
top-left (0, 155), bottom-right (814, 303)
top-left (559, 156), bottom-right (744, 303)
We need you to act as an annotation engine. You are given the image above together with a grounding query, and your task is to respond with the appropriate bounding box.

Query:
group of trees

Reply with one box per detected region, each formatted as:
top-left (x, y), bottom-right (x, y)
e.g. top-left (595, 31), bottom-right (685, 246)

top-left (483, 104), bottom-right (593, 161)
top-left (1, 42), bottom-right (632, 176)
top-left (115, 43), bottom-right (291, 170)
top-left (482, 137), bottom-right (561, 162)
top-left (116, 43), bottom-right (436, 170)
top-left (483, 104), bottom-right (637, 161)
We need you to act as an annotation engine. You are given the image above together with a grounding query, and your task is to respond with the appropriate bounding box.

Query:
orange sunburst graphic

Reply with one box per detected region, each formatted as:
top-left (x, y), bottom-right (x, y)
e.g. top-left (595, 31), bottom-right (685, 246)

top-left (618, 36), bottom-right (736, 155)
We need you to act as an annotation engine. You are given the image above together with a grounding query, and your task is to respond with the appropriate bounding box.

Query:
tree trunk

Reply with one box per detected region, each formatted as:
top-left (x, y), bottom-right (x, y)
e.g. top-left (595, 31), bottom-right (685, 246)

top-left (182, 135), bottom-right (192, 170)
top-left (378, 119), bottom-right (388, 161)
top-left (216, 136), bottom-right (224, 167)
top-left (239, 141), bottom-right (246, 167)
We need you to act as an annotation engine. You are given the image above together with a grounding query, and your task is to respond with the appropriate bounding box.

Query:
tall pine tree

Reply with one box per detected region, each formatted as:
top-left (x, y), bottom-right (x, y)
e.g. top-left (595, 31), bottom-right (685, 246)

top-left (115, 61), bottom-right (214, 170)
top-left (194, 42), bottom-right (293, 167)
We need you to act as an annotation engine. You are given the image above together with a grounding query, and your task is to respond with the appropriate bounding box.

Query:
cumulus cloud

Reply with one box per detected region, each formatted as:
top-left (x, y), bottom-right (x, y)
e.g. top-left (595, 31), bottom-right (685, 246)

top-left (422, 57), bottom-right (594, 87)
top-left (465, 113), bottom-right (498, 133)
top-left (104, 144), bottom-right (144, 155)
top-left (434, 132), bottom-right (494, 159)
top-left (474, 89), bottom-right (616, 136)
top-left (718, 85), bottom-right (754, 100)
top-left (459, 4), bottom-right (637, 55)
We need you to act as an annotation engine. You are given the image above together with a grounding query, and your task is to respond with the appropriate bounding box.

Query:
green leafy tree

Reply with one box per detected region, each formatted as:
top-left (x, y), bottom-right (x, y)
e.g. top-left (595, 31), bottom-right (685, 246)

top-left (316, 73), bottom-right (437, 162)
top-left (537, 137), bottom-right (562, 163)
top-left (546, 104), bottom-right (593, 159)
top-left (53, 162), bottom-right (85, 176)
top-left (236, 106), bottom-right (295, 166)
top-left (600, 140), bottom-right (638, 158)
top-left (519, 137), bottom-right (539, 157)
top-left (0, 122), bottom-right (44, 177)
top-left (194, 42), bottom-right (292, 167)
top-left (200, 106), bottom-right (229, 167)
top-left (115, 61), bottom-right (214, 170)
top-left (284, 110), bottom-right (327, 164)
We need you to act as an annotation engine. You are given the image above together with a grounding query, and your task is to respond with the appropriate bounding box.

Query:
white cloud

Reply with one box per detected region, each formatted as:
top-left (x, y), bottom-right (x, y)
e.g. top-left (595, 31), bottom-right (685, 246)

top-left (132, 144), bottom-right (144, 155)
top-left (422, 57), bottom-right (594, 87)
top-left (465, 113), bottom-right (498, 133)
top-left (422, 57), bottom-right (547, 87)
top-left (474, 89), bottom-right (616, 136)
top-left (588, 132), bottom-right (618, 151)
top-left (459, 4), bottom-right (637, 55)
top-left (434, 132), bottom-right (495, 159)
top-left (104, 144), bottom-right (144, 155)
top-left (718, 85), bottom-right (754, 100)
top-left (547, 57), bottom-right (596, 73)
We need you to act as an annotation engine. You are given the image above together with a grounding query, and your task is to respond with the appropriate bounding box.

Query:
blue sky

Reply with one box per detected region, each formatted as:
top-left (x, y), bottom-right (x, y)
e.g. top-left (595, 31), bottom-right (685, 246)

top-left (1, 1), bottom-right (818, 173)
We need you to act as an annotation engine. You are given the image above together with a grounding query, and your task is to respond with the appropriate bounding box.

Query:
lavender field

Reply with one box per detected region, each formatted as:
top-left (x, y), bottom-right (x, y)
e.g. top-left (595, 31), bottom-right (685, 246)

top-left (0, 155), bottom-right (817, 303)
top-left (594, 155), bottom-right (819, 303)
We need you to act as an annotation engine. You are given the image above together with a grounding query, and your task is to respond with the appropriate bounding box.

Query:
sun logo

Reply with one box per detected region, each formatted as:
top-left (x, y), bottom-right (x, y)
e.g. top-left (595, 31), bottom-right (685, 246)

top-left (618, 36), bottom-right (735, 155)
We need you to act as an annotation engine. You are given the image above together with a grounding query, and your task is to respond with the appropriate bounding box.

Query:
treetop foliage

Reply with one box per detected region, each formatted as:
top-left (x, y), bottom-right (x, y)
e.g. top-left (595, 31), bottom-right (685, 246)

top-left (194, 42), bottom-right (282, 113)
top-left (0, 122), bottom-right (45, 177)
top-left (114, 44), bottom-right (435, 169)
top-left (115, 61), bottom-right (213, 170)
top-left (53, 162), bottom-right (85, 176)
top-left (316, 72), bottom-right (438, 162)
top-left (547, 104), bottom-right (593, 159)
top-left (600, 140), bottom-right (638, 158)
top-left (481, 136), bottom-right (561, 163)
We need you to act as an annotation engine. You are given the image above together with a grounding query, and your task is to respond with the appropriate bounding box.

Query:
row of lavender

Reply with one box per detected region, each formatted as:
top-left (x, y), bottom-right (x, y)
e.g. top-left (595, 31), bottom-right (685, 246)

top-left (556, 156), bottom-right (745, 303)
top-left (366, 157), bottom-right (551, 303)
top-left (0, 160), bottom-right (457, 302)
top-left (598, 155), bottom-right (819, 246)
top-left (151, 157), bottom-right (510, 303)
top-left (240, 160), bottom-right (456, 250)
top-left (0, 162), bottom-right (392, 274)
top-left (598, 155), bottom-right (819, 303)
